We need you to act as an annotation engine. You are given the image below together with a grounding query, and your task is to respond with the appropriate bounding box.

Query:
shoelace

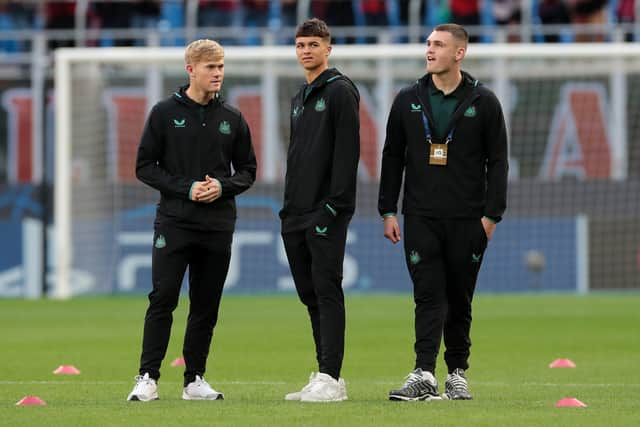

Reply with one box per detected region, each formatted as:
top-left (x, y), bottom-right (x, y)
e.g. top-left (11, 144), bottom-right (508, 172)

top-left (302, 373), bottom-right (320, 391)
top-left (447, 373), bottom-right (468, 392)
top-left (132, 375), bottom-right (154, 394)
top-left (193, 377), bottom-right (210, 389)
top-left (134, 375), bottom-right (153, 385)
top-left (402, 371), bottom-right (425, 388)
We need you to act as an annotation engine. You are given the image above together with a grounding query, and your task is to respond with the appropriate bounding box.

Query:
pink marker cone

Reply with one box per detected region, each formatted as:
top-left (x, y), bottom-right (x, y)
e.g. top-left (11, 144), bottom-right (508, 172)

top-left (53, 365), bottom-right (81, 375)
top-left (549, 358), bottom-right (576, 368)
top-left (556, 397), bottom-right (587, 407)
top-left (171, 357), bottom-right (185, 367)
top-left (16, 396), bottom-right (47, 406)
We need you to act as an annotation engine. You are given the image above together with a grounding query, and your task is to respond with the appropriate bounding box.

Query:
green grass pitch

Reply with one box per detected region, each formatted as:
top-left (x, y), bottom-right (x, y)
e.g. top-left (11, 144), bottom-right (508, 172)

top-left (1, 294), bottom-right (639, 426)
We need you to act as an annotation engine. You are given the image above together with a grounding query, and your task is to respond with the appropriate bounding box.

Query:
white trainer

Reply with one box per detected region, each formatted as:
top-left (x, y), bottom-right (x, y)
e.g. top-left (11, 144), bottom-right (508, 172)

top-left (285, 372), bottom-right (320, 401)
top-left (300, 373), bottom-right (348, 402)
top-left (126, 373), bottom-right (158, 402)
top-left (182, 375), bottom-right (224, 400)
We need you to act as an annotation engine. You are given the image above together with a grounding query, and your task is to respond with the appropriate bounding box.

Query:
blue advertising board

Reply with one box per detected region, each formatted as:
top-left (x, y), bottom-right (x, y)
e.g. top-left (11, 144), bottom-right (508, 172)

top-left (0, 199), bottom-right (578, 296)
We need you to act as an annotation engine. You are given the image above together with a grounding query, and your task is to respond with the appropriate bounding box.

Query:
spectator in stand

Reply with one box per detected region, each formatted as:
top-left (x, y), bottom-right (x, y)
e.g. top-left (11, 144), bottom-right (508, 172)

top-left (131, 0), bottom-right (161, 44)
top-left (45, 1), bottom-right (76, 50)
top-left (396, 0), bottom-right (427, 43)
top-left (449, 0), bottom-right (480, 42)
top-left (278, 0), bottom-right (299, 43)
top-left (538, 0), bottom-right (571, 42)
top-left (616, 0), bottom-right (635, 41)
top-left (0, 1), bottom-right (35, 52)
top-left (93, 1), bottom-right (133, 46)
top-left (569, 0), bottom-right (607, 42)
top-left (362, 0), bottom-right (388, 26)
top-left (0, 1), bottom-right (21, 52)
top-left (312, 0), bottom-right (356, 44)
top-left (242, 0), bottom-right (269, 45)
top-left (398, 0), bottom-right (426, 27)
top-left (357, 0), bottom-right (390, 43)
top-left (198, 1), bottom-right (241, 44)
top-left (493, 0), bottom-right (521, 42)
top-left (281, 0), bottom-right (298, 28)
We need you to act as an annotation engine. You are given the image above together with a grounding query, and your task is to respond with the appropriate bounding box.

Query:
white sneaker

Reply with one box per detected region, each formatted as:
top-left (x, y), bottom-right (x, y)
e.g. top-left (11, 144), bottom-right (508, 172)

top-left (182, 375), bottom-right (224, 400)
top-left (285, 372), bottom-right (320, 401)
top-left (126, 373), bottom-right (158, 402)
top-left (300, 373), bottom-right (348, 402)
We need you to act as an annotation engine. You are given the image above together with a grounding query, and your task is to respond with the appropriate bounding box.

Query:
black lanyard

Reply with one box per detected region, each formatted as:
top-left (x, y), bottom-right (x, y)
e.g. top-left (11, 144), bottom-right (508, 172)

top-left (421, 112), bottom-right (454, 145)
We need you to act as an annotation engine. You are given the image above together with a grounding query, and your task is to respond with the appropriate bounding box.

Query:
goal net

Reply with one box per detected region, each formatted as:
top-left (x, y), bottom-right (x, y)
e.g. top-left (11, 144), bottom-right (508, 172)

top-left (54, 43), bottom-right (640, 298)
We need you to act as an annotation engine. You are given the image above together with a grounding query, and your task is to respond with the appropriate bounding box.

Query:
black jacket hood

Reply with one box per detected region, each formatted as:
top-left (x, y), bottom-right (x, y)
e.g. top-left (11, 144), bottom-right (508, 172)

top-left (304, 68), bottom-right (359, 102)
top-left (173, 84), bottom-right (224, 108)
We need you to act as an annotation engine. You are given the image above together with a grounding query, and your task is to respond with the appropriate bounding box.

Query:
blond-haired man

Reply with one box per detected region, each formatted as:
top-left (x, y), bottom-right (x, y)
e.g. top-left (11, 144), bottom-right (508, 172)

top-left (127, 39), bottom-right (256, 401)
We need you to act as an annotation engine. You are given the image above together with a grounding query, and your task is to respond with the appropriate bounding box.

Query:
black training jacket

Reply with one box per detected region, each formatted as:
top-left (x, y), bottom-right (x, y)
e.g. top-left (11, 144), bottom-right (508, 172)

top-left (378, 72), bottom-right (508, 221)
top-left (136, 85), bottom-right (257, 231)
top-left (280, 68), bottom-right (360, 232)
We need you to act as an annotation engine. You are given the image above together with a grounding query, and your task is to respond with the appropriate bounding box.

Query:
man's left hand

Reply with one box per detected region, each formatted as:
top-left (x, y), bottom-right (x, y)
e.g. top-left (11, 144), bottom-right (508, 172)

top-left (196, 175), bottom-right (221, 203)
top-left (481, 217), bottom-right (496, 240)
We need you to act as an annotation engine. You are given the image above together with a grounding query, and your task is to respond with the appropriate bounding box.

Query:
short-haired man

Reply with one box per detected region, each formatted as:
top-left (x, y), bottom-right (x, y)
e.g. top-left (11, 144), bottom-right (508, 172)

top-left (379, 24), bottom-right (508, 401)
top-left (127, 39), bottom-right (257, 401)
top-left (280, 18), bottom-right (360, 402)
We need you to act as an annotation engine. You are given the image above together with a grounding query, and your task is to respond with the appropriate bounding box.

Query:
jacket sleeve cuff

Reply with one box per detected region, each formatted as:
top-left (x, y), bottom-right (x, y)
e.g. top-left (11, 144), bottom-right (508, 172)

top-left (188, 181), bottom-right (197, 200)
top-left (214, 178), bottom-right (222, 198)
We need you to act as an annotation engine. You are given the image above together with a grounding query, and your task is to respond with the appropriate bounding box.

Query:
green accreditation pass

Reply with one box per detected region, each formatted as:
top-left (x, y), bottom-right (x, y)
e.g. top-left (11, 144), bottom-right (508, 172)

top-left (429, 143), bottom-right (448, 166)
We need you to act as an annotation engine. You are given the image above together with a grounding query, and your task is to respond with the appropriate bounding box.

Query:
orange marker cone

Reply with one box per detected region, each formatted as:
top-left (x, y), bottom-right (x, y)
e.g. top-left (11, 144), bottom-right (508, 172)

top-left (556, 397), bottom-right (587, 407)
top-left (171, 357), bottom-right (185, 367)
top-left (53, 365), bottom-right (81, 374)
top-left (16, 396), bottom-right (47, 406)
top-left (549, 358), bottom-right (576, 368)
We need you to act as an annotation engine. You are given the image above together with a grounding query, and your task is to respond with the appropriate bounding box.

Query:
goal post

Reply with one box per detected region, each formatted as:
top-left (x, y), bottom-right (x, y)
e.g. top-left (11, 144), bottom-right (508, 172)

top-left (54, 43), bottom-right (640, 298)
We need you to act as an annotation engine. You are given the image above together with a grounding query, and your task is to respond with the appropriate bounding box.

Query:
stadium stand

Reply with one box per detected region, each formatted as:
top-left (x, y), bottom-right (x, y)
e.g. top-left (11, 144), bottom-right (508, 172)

top-left (0, 0), bottom-right (637, 53)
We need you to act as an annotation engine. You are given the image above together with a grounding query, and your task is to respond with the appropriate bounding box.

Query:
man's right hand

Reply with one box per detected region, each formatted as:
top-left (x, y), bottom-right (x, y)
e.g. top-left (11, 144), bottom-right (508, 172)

top-left (190, 176), bottom-right (221, 203)
top-left (383, 215), bottom-right (402, 244)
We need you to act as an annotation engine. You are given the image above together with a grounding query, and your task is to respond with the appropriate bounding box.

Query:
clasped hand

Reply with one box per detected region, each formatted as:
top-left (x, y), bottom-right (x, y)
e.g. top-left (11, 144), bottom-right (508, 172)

top-left (191, 174), bottom-right (221, 203)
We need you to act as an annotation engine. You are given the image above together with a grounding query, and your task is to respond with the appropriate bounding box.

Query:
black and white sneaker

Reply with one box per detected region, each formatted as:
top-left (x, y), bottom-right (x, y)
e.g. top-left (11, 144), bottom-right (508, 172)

top-left (443, 368), bottom-right (473, 400)
top-left (388, 368), bottom-right (442, 401)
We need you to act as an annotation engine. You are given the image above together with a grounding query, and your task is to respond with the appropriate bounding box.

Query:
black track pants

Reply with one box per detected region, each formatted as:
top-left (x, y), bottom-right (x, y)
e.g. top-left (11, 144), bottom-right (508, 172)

top-left (403, 216), bottom-right (487, 374)
top-left (138, 224), bottom-right (232, 386)
top-left (281, 216), bottom-right (350, 380)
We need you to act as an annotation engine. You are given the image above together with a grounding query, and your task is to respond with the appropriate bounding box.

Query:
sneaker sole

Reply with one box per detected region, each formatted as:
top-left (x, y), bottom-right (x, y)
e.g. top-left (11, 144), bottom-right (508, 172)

top-left (127, 395), bottom-right (159, 402)
top-left (182, 393), bottom-right (224, 401)
top-left (389, 394), bottom-right (442, 402)
top-left (300, 396), bottom-right (348, 403)
top-left (284, 394), bottom-right (302, 401)
top-left (442, 393), bottom-right (472, 400)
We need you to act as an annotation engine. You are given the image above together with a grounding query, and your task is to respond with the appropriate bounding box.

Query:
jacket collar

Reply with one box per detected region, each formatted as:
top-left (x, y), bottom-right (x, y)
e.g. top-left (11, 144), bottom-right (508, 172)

top-left (419, 71), bottom-right (479, 94)
top-left (173, 84), bottom-right (223, 108)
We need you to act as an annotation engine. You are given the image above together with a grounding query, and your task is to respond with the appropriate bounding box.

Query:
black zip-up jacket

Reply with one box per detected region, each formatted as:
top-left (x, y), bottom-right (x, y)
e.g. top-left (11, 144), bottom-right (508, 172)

top-left (280, 68), bottom-right (360, 232)
top-left (136, 85), bottom-right (257, 231)
top-left (378, 72), bottom-right (508, 221)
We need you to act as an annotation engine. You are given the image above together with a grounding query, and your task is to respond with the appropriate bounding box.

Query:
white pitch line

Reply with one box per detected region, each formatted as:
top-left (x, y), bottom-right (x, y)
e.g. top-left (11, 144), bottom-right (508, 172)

top-left (1, 380), bottom-right (639, 387)
top-left (374, 380), bottom-right (640, 387)
top-left (0, 380), bottom-right (287, 386)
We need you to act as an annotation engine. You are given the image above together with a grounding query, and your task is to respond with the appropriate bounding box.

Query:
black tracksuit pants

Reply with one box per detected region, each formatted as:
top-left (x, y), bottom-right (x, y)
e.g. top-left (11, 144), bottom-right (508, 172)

top-left (139, 223), bottom-right (232, 386)
top-left (281, 215), bottom-right (351, 380)
top-left (403, 215), bottom-right (488, 374)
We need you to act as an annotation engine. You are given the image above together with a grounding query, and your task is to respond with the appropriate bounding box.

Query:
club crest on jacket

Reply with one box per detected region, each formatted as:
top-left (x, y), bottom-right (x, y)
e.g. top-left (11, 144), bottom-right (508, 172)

top-left (219, 120), bottom-right (231, 135)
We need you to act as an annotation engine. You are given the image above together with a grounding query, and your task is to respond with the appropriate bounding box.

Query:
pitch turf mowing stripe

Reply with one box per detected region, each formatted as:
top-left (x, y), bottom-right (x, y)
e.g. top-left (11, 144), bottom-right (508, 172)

top-left (1, 294), bottom-right (639, 427)
top-left (3, 381), bottom-right (640, 387)
top-left (1, 381), bottom-right (288, 385)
